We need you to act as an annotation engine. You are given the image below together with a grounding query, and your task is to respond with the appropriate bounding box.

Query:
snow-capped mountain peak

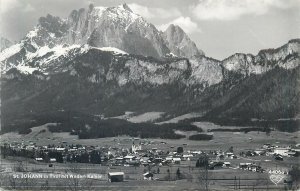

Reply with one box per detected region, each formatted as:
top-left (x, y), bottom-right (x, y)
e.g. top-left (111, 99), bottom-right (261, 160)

top-left (64, 4), bottom-right (170, 58)
top-left (118, 3), bottom-right (133, 12)
top-left (0, 42), bottom-right (131, 76)
top-left (163, 24), bottom-right (204, 58)
top-left (1, 4), bottom-right (204, 61)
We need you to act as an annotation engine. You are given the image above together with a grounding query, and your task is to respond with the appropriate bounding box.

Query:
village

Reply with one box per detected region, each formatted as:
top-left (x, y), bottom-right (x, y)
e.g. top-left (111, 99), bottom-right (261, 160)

top-left (1, 137), bottom-right (299, 184)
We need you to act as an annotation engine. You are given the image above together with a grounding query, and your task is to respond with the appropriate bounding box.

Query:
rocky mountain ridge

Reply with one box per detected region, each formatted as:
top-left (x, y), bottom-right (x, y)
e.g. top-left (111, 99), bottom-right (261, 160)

top-left (0, 4), bottom-right (203, 60)
top-left (222, 39), bottom-right (300, 75)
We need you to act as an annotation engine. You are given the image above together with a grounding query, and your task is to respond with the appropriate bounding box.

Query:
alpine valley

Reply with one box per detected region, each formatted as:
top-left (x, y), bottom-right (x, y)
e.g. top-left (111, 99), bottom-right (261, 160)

top-left (1, 4), bottom-right (299, 136)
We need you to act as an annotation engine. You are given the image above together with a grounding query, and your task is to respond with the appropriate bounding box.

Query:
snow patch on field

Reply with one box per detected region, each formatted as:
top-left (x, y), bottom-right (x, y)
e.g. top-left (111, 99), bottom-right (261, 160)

top-left (127, 112), bottom-right (165, 123)
top-left (157, 113), bottom-right (203, 124)
top-left (111, 111), bottom-right (135, 120)
top-left (192, 121), bottom-right (247, 132)
top-left (98, 47), bottom-right (128, 55)
top-left (23, 123), bottom-right (57, 140)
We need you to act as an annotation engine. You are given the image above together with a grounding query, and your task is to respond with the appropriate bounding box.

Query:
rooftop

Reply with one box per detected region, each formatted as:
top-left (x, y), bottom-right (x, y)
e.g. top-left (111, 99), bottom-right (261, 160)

top-left (108, 172), bottom-right (124, 176)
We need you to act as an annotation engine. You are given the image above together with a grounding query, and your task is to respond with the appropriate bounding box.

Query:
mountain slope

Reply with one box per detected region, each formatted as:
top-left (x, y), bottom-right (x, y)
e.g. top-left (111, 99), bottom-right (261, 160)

top-left (202, 66), bottom-right (300, 119)
top-left (1, 39), bottom-right (299, 124)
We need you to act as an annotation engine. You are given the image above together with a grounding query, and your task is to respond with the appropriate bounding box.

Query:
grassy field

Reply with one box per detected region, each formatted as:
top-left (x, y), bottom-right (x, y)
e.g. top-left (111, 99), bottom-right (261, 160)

top-left (0, 156), bottom-right (290, 190)
top-left (1, 122), bottom-right (298, 150)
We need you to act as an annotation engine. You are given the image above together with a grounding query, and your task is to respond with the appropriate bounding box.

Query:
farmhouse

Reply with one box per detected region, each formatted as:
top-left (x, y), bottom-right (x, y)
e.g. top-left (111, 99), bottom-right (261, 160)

top-left (115, 157), bottom-right (124, 165)
top-left (274, 148), bottom-right (290, 156)
top-left (173, 158), bottom-right (181, 164)
top-left (291, 148), bottom-right (300, 152)
top-left (143, 172), bottom-right (154, 180)
top-left (35, 158), bottom-right (43, 162)
top-left (230, 155), bottom-right (237, 159)
top-left (154, 158), bottom-right (163, 163)
top-left (223, 162), bottom-right (231, 167)
top-left (226, 152), bottom-right (234, 157)
top-left (49, 158), bottom-right (57, 162)
top-left (239, 163), bottom-right (252, 170)
top-left (127, 160), bottom-right (140, 166)
top-left (248, 164), bottom-right (263, 172)
top-left (165, 156), bottom-right (173, 162)
top-left (108, 172), bottom-right (124, 182)
top-left (254, 149), bottom-right (266, 155)
top-left (182, 154), bottom-right (193, 161)
top-left (55, 148), bottom-right (66, 152)
top-left (124, 155), bottom-right (136, 161)
top-left (191, 151), bottom-right (202, 155)
top-left (285, 151), bottom-right (297, 157)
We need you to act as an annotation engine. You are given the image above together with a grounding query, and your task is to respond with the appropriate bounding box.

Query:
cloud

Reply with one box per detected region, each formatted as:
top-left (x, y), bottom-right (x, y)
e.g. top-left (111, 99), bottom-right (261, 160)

top-left (23, 4), bottom-right (35, 12)
top-left (157, 17), bottom-right (201, 34)
top-left (128, 3), bottom-right (181, 19)
top-left (192, 0), bottom-right (300, 20)
top-left (0, 0), bottom-right (21, 13)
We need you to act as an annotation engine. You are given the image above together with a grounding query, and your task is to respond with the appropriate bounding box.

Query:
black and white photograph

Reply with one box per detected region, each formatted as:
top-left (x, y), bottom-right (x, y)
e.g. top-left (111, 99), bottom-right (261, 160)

top-left (0, 0), bottom-right (299, 190)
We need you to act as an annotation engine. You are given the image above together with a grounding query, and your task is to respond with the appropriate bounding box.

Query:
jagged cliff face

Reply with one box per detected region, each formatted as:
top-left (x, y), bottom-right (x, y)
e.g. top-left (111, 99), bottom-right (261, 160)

top-left (223, 40), bottom-right (300, 75)
top-left (66, 4), bottom-right (170, 58)
top-left (188, 56), bottom-right (223, 87)
top-left (163, 24), bottom-right (204, 58)
top-left (0, 4), bottom-right (202, 65)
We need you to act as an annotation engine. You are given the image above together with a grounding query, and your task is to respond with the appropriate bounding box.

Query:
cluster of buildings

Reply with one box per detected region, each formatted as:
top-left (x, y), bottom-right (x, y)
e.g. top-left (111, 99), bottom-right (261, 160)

top-left (110, 143), bottom-right (203, 167)
top-left (2, 140), bottom-right (204, 167)
top-left (5, 140), bottom-right (299, 165)
top-left (242, 143), bottom-right (300, 159)
top-left (2, 139), bottom-right (299, 182)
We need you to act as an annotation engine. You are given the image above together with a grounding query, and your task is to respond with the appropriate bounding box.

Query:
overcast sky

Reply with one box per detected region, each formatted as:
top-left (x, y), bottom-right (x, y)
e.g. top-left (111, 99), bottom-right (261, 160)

top-left (0, 0), bottom-right (299, 59)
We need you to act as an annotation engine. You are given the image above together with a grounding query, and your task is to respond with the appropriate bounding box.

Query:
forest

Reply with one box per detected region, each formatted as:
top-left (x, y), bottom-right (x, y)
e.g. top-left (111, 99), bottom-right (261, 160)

top-left (1, 110), bottom-right (203, 139)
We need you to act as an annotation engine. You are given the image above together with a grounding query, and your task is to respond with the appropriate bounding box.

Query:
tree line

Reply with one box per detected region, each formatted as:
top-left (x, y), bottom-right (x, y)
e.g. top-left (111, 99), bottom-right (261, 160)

top-left (0, 146), bottom-right (103, 164)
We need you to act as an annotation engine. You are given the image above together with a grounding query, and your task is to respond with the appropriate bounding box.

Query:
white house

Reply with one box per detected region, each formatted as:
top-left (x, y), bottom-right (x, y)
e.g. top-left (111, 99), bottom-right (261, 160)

top-left (173, 158), bottom-right (181, 164)
top-left (108, 172), bottom-right (124, 182)
top-left (143, 172), bottom-right (154, 180)
top-left (254, 149), bottom-right (266, 155)
top-left (274, 148), bottom-right (290, 156)
top-left (165, 156), bottom-right (173, 162)
top-left (124, 155), bottom-right (136, 161)
top-left (35, 158), bottom-right (43, 162)
top-left (49, 158), bottom-right (57, 162)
